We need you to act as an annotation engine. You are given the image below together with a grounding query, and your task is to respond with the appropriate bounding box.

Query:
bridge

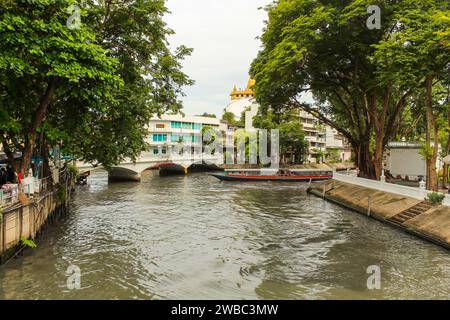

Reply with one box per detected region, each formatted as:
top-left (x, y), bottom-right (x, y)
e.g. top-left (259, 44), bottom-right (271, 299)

top-left (76, 152), bottom-right (222, 181)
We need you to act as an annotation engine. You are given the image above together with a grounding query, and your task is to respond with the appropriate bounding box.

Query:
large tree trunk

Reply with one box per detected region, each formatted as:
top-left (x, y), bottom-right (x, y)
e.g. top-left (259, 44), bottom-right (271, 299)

top-left (369, 89), bottom-right (390, 181)
top-left (20, 78), bottom-right (59, 176)
top-left (373, 132), bottom-right (385, 180)
top-left (354, 139), bottom-right (374, 178)
top-left (425, 75), bottom-right (438, 191)
top-left (444, 110), bottom-right (450, 188)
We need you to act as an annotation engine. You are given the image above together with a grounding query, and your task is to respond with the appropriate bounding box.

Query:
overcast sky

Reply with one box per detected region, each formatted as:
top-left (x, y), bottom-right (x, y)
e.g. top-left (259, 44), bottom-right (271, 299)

top-left (164, 0), bottom-right (271, 117)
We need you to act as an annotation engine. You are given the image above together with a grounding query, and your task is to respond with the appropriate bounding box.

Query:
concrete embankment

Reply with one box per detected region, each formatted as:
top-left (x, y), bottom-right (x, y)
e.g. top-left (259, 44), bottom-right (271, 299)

top-left (308, 180), bottom-right (450, 250)
top-left (0, 187), bottom-right (71, 264)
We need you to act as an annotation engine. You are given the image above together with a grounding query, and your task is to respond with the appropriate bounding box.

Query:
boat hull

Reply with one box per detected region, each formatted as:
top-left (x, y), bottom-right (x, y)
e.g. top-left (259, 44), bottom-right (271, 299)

top-left (211, 174), bottom-right (332, 182)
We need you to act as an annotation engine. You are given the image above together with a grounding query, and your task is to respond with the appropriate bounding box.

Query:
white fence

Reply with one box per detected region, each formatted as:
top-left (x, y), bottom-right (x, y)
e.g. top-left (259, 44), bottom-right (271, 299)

top-left (333, 172), bottom-right (450, 206)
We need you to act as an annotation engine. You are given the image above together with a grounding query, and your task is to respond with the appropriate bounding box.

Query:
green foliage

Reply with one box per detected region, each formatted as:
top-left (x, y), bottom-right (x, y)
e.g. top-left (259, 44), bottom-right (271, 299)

top-left (201, 125), bottom-right (218, 146)
top-left (68, 163), bottom-right (79, 178)
top-left (67, 163), bottom-right (79, 184)
top-left (327, 148), bottom-right (341, 163)
top-left (199, 113), bottom-right (217, 118)
top-left (57, 185), bottom-right (67, 203)
top-left (0, 0), bottom-right (192, 171)
top-left (254, 109), bottom-right (308, 163)
top-left (425, 192), bottom-right (445, 204)
top-left (20, 236), bottom-right (37, 249)
top-left (222, 112), bottom-right (237, 125)
top-left (250, 0), bottom-right (450, 177)
top-left (312, 148), bottom-right (326, 163)
top-left (420, 144), bottom-right (434, 161)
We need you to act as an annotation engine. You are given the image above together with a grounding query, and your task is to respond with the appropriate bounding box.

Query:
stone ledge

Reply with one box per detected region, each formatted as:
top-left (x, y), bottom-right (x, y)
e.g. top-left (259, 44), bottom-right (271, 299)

top-left (308, 180), bottom-right (450, 250)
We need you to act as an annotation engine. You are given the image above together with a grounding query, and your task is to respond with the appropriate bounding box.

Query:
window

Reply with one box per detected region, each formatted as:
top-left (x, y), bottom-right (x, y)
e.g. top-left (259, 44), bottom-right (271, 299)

top-left (192, 123), bottom-right (202, 130)
top-left (171, 134), bottom-right (182, 142)
top-left (153, 134), bottom-right (167, 142)
top-left (153, 148), bottom-right (159, 155)
top-left (182, 122), bottom-right (192, 130)
top-left (192, 135), bottom-right (200, 143)
top-left (161, 148), bottom-right (167, 154)
top-left (171, 121), bottom-right (182, 129)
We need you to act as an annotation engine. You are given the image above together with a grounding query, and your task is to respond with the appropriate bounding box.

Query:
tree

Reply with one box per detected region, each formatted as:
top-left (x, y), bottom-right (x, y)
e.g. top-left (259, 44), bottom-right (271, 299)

top-left (0, 0), bottom-right (122, 175)
top-left (222, 112), bottom-right (237, 125)
top-left (0, 0), bottom-right (192, 175)
top-left (372, 0), bottom-right (450, 190)
top-left (55, 0), bottom-right (193, 168)
top-left (253, 109), bottom-right (307, 164)
top-left (250, 0), bottom-right (450, 181)
top-left (199, 113), bottom-right (217, 118)
top-left (279, 120), bottom-right (308, 164)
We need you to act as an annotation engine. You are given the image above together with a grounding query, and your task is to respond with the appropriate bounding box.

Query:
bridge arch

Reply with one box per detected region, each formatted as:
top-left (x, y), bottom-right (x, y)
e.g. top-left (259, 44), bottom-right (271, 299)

top-left (79, 154), bottom-right (223, 182)
top-left (108, 166), bottom-right (142, 182)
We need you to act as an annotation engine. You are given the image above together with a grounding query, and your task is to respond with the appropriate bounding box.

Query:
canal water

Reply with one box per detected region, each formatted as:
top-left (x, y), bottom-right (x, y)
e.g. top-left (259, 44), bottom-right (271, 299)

top-left (0, 170), bottom-right (449, 299)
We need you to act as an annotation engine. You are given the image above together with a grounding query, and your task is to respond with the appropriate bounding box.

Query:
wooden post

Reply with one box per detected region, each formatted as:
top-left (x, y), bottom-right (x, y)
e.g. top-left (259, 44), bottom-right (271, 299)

top-left (19, 207), bottom-right (23, 242)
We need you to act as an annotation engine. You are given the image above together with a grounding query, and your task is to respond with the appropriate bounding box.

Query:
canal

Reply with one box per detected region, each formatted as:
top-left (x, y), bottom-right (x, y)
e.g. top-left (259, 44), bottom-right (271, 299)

top-left (0, 170), bottom-right (449, 299)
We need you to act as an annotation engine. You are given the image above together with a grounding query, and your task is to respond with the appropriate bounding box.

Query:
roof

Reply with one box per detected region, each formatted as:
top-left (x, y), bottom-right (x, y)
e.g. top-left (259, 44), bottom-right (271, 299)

top-left (387, 142), bottom-right (422, 149)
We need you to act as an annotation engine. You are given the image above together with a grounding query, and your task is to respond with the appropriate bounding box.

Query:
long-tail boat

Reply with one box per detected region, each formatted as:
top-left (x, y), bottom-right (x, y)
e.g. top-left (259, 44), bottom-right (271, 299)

top-left (211, 169), bottom-right (333, 182)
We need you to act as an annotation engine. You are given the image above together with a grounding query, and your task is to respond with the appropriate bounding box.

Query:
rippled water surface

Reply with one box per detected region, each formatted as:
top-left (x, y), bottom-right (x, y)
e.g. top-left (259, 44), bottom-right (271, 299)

top-left (0, 170), bottom-right (449, 299)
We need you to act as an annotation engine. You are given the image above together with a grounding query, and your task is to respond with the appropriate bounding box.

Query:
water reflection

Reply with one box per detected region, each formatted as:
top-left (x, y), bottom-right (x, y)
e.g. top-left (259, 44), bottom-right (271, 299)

top-left (0, 170), bottom-right (449, 299)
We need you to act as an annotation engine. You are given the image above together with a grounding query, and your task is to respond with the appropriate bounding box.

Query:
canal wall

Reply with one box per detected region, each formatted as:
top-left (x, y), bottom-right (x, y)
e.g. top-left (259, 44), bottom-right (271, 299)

top-left (0, 183), bottom-right (72, 264)
top-left (308, 179), bottom-right (450, 250)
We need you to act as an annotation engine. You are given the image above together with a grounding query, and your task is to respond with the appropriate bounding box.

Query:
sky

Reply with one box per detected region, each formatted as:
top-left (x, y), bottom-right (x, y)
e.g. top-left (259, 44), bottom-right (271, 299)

top-left (164, 0), bottom-right (272, 117)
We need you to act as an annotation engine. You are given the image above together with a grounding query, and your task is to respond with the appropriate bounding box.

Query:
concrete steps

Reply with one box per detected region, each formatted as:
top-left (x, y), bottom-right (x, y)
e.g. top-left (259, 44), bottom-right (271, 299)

top-left (389, 201), bottom-right (435, 225)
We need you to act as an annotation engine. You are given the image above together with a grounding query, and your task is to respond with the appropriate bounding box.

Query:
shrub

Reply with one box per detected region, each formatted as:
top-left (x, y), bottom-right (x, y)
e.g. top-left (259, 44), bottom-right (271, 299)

top-left (20, 236), bottom-right (37, 249)
top-left (68, 163), bottom-right (79, 185)
top-left (57, 185), bottom-right (67, 203)
top-left (425, 192), bottom-right (445, 205)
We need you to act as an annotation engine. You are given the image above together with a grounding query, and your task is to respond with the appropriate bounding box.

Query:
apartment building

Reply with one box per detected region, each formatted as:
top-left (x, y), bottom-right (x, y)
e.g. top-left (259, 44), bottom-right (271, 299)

top-left (146, 114), bottom-right (225, 156)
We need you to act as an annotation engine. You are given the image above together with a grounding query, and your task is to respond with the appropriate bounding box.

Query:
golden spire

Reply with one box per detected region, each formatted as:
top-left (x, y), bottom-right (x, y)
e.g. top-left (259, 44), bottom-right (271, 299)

top-left (230, 79), bottom-right (256, 101)
top-left (246, 78), bottom-right (256, 89)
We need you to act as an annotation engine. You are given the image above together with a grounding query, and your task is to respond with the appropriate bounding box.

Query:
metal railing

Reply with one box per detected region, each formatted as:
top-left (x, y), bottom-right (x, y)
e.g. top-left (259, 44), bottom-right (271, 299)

top-left (333, 171), bottom-right (450, 207)
top-left (0, 176), bottom-right (54, 208)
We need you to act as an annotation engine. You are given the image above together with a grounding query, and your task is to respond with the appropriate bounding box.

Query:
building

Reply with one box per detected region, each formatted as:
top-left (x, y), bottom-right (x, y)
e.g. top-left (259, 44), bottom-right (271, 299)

top-left (223, 78), bottom-right (352, 163)
top-left (224, 79), bottom-right (256, 122)
top-left (146, 114), bottom-right (225, 156)
top-left (325, 127), bottom-right (353, 162)
top-left (299, 110), bottom-right (327, 163)
top-left (383, 141), bottom-right (441, 181)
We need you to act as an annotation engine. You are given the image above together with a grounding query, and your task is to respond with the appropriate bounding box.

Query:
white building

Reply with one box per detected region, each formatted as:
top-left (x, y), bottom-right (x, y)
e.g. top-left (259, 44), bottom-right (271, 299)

top-left (146, 114), bottom-right (225, 156)
top-left (224, 79), bottom-right (256, 121)
top-left (325, 127), bottom-right (353, 162)
top-left (383, 142), bottom-right (441, 181)
top-left (223, 79), bottom-right (352, 163)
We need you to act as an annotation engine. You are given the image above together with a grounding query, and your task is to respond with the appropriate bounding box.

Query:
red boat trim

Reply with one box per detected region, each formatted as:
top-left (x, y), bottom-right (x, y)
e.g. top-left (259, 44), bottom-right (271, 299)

top-left (227, 174), bottom-right (332, 179)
